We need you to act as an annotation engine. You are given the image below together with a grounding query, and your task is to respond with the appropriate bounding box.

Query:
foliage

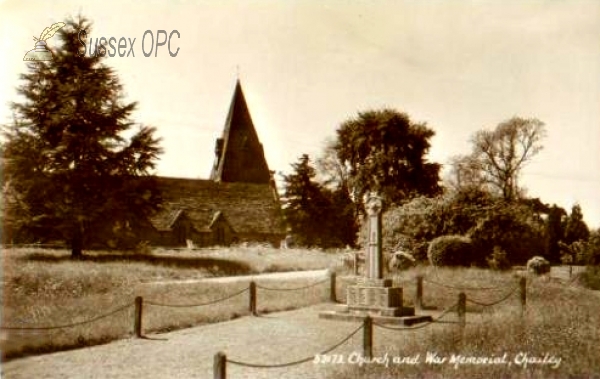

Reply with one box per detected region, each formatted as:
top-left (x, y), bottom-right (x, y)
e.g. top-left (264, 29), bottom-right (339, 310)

top-left (468, 116), bottom-right (546, 200)
top-left (360, 188), bottom-right (494, 260)
top-left (563, 203), bottom-right (590, 245)
top-left (388, 251), bottom-right (416, 272)
top-left (544, 204), bottom-right (567, 263)
top-left (579, 265), bottom-right (600, 291)
top-left (527, 256), bottom-right (550, 275)
top-left (1, 17), bottom-right (162, 257)
top-left (427, 235), bottom-right (474, 267)
top-left (281, 154), bottom-right (357, 248)
top-left (333, 108), bottom-right (441, 207)
top-left (469, 201), bottom-right (547, 266)
top-left (445, 154), bottom-right (486, 193)
top-left (582, 228), bottom-right (600, 266)
top-left (487, 246), bottom-right (511, 270)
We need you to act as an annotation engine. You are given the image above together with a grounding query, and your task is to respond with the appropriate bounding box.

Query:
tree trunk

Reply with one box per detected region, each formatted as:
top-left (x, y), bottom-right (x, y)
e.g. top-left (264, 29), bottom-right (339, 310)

top-left (71, 224), bottom-right (83, 259)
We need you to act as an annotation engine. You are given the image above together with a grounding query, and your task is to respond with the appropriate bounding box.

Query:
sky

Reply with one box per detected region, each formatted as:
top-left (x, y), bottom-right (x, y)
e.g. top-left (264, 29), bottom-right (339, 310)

top-left (1, 0), bottom-right (599, 228)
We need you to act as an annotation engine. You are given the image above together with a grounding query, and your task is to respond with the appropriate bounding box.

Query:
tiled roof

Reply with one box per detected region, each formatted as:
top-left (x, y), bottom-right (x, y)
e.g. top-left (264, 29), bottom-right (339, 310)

top-left (149, 177), bottom-right (285, 235)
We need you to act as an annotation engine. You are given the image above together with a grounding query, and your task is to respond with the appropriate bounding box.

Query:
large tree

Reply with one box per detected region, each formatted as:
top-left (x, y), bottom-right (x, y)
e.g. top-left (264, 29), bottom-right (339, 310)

top-left (470, 117), bottom-right (546, 201)
top-left (2, 17), bottom-right (162, 257)
top-left (564, 203), bottom-right (590, 245)
top-left (333, 109), bottom-right (441, 207)
top-left (281, 154), bottom-right (356, 248)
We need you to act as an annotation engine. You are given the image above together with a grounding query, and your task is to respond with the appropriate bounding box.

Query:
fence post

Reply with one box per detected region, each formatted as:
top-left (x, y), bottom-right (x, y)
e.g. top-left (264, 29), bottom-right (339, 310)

top-left (134, 296), bottom-right (143, 338)
top-left (519, 277), bottom-right (527, 315)
top-left (457, 292), bottom-right (466, 330)
top-left (249, 281), bottom-right (257, 316)
top-left (214, 352), bottom-right (226, 379)
top-left (329, 271), bottom-right (337, 303)
top-left (363, 316), bottom-right (373, 359)
top-left (415, 275), bottom-right (423, 310)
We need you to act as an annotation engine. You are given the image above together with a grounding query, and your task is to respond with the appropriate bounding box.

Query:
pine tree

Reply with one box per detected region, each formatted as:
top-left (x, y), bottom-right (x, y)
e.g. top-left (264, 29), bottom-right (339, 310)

top-left (2, 17), bottom-right (162, 257)
top-left (281, 155), bottom-right (326, 246)
top-left (564, 204), bottom-right (590, 245)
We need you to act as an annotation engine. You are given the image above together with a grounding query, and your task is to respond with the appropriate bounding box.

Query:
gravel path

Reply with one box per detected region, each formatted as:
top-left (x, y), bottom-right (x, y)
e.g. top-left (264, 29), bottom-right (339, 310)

top-left (2, 304), bottom-right (367, 379)
top-left (145, 269), bottom-right (330, 285)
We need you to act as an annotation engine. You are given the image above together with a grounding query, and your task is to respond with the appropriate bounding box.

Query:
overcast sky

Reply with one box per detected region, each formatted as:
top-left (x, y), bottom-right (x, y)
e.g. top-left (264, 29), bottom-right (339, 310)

top-left (1, 0), bottom-right (599, 227)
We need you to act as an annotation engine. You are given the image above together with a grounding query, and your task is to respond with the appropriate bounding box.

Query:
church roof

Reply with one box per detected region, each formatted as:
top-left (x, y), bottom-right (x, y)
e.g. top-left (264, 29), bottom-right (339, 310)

top-left (148, 177), bottom-right (284, 235)
top-left (210, 80), bottom-right (272, 184)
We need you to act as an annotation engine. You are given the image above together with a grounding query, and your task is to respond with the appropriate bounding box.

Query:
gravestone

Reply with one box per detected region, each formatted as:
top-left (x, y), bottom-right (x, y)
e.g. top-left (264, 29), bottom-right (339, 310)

top-left (320, 192), bottom-right (432, 325)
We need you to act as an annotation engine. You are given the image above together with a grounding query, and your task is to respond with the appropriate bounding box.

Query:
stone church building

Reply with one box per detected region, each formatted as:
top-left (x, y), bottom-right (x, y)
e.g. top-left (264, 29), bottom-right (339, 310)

top-left (145, 80), bottom-right (285, 247)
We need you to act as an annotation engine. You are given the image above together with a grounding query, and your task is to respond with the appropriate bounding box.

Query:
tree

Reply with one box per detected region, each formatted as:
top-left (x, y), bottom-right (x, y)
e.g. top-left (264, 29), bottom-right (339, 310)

top-left (281, 155), bottom-right (330, 247)
top-left (282, 154), bottom-right (357, 248)
top-left (333, 109), bottom-right (441, 208)
top-left (470, 117), bottom-right (546, 201)
top-left (545, 204), bottom-right (567, 263)
top-left (564, 203), bottom-right (590, 245)
top-left (2, 17), bottom-right (162, 257)
top-left (445, 154), bottom-right (487, 193)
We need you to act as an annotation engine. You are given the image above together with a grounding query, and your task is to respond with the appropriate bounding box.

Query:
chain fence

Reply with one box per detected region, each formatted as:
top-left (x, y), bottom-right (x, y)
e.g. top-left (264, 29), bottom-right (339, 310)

top-left (145, 287), bottom-right (249, 308)
top-left (0, 302), bottom-right (134, 331)
top-left (226, 323), bottom-right (363, 369)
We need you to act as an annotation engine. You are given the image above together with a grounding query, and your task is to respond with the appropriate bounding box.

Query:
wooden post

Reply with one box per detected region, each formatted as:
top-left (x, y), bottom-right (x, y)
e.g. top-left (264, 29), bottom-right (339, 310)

top-left (134, 296), bottom-right (143, 338)
top-left (519, 277), bottom-right (526, 315)
top-left (329, 271), bottom-right (337, 303)
top-left (249, 281), bottom-right (257, 316)
top-left (353, 252), bottom-right (359, 276)
top-left (363, 316), bottom-right (373, 359)
top-left (457, 292), bottom-right (466, 330)
top-left (214, 352), bottom-right (226, 379)
top-left (415, 275), bottom-right (423, 310)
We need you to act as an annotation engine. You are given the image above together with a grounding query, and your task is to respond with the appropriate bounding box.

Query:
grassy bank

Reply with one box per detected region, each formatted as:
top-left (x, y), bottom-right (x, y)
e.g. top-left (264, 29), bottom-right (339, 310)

top-left (0, 246), bottom-right (345, 360)
top-left (328, 266), bottom-right (600, 379)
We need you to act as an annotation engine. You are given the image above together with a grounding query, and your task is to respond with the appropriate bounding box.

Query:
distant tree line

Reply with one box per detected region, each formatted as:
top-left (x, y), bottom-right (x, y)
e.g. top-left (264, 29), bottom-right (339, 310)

top-left (281, 110), bottom-right (598, 269)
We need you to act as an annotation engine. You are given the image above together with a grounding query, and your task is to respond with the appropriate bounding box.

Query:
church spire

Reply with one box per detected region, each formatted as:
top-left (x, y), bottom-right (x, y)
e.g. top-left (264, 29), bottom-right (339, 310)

top-left (210, 80), bottom-right (271, 184)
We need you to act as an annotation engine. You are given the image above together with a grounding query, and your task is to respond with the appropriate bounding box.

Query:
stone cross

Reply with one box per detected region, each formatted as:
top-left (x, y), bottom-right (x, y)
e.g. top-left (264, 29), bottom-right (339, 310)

top-left (365, 192), bottom-right (383, 279)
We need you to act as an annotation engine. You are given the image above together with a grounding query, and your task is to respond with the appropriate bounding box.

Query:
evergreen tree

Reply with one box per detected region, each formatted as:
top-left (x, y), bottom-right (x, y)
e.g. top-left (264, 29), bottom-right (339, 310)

top-left (281, 154), bottom-right (356, 247)
top-left (545, 204), bottom-right (567, 263)
top-left (564, 203), bottom-right (590, 245)
top-left (2, 17), bottom-right (162, 257)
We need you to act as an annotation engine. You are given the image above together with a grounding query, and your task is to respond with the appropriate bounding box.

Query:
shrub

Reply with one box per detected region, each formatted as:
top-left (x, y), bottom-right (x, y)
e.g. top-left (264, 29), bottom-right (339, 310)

top-left (580, 265), bottom-right (600, 290)
top-left (487, 246), bottom-right (511, 270)
top-left (427, 235), bottom-right (474, 267)
top-left (469, 203), bottom-right (546, 266)
top-left (388, 251), bottom-right (416, 272)
top-left (527, 256), bottom-right (550, 275)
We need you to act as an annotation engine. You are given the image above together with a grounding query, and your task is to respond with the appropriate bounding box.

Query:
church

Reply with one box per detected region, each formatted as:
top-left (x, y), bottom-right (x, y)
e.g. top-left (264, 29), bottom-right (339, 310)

top-left (144, 80), bottom-right (285, 247)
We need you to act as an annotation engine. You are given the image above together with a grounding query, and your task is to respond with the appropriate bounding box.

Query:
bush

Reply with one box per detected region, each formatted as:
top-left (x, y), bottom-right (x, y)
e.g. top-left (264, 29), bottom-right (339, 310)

top-left (427, 235), bottom-right (474, 267)
top-left (487, 246), bottom-right (511, 270)
top-left (388, 251), bottom-right (416, 272)
top-left (527, 256), bottom-right (550, 275)
top-left (580, 265), bottom-right (600, 290)
top-left (469, 203), bottom-right (546, 266)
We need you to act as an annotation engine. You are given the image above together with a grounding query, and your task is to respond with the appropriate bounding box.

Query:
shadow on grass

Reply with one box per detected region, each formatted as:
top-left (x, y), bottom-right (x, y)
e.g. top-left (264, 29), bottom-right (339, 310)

top-left (21, 252), bottom-right (256, 276)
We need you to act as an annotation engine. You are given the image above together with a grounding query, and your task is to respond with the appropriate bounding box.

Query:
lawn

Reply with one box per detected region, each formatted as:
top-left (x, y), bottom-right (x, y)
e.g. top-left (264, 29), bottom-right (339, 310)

top-left (0, 245), bottom-right (346, 360)
top-left (328, 266), bottom-right (600, 379)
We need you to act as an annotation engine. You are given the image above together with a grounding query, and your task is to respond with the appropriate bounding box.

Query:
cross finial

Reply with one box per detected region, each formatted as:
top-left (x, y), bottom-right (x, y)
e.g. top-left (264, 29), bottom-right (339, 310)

top-left (236, 65), bottom-right (240, 80)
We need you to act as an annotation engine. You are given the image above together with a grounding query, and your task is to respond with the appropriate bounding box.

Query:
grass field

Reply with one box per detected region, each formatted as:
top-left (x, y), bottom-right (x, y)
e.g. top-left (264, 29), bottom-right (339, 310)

top-left (0, 245), bottom-right (346, 360)
top-left (3, 246), bottom-right (599, 377)
top-left (328, 266), bottom-right (600, 379)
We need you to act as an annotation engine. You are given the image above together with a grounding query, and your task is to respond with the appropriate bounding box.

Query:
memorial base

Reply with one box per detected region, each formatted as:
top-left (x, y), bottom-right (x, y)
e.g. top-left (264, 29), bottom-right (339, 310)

top-left (319, 279), bottom-right (432, 325)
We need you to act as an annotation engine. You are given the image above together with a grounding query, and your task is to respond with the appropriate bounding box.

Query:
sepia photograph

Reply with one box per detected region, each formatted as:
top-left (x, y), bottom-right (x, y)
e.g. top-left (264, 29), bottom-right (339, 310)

top-left (1, 1), bottom-right (599, 378)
